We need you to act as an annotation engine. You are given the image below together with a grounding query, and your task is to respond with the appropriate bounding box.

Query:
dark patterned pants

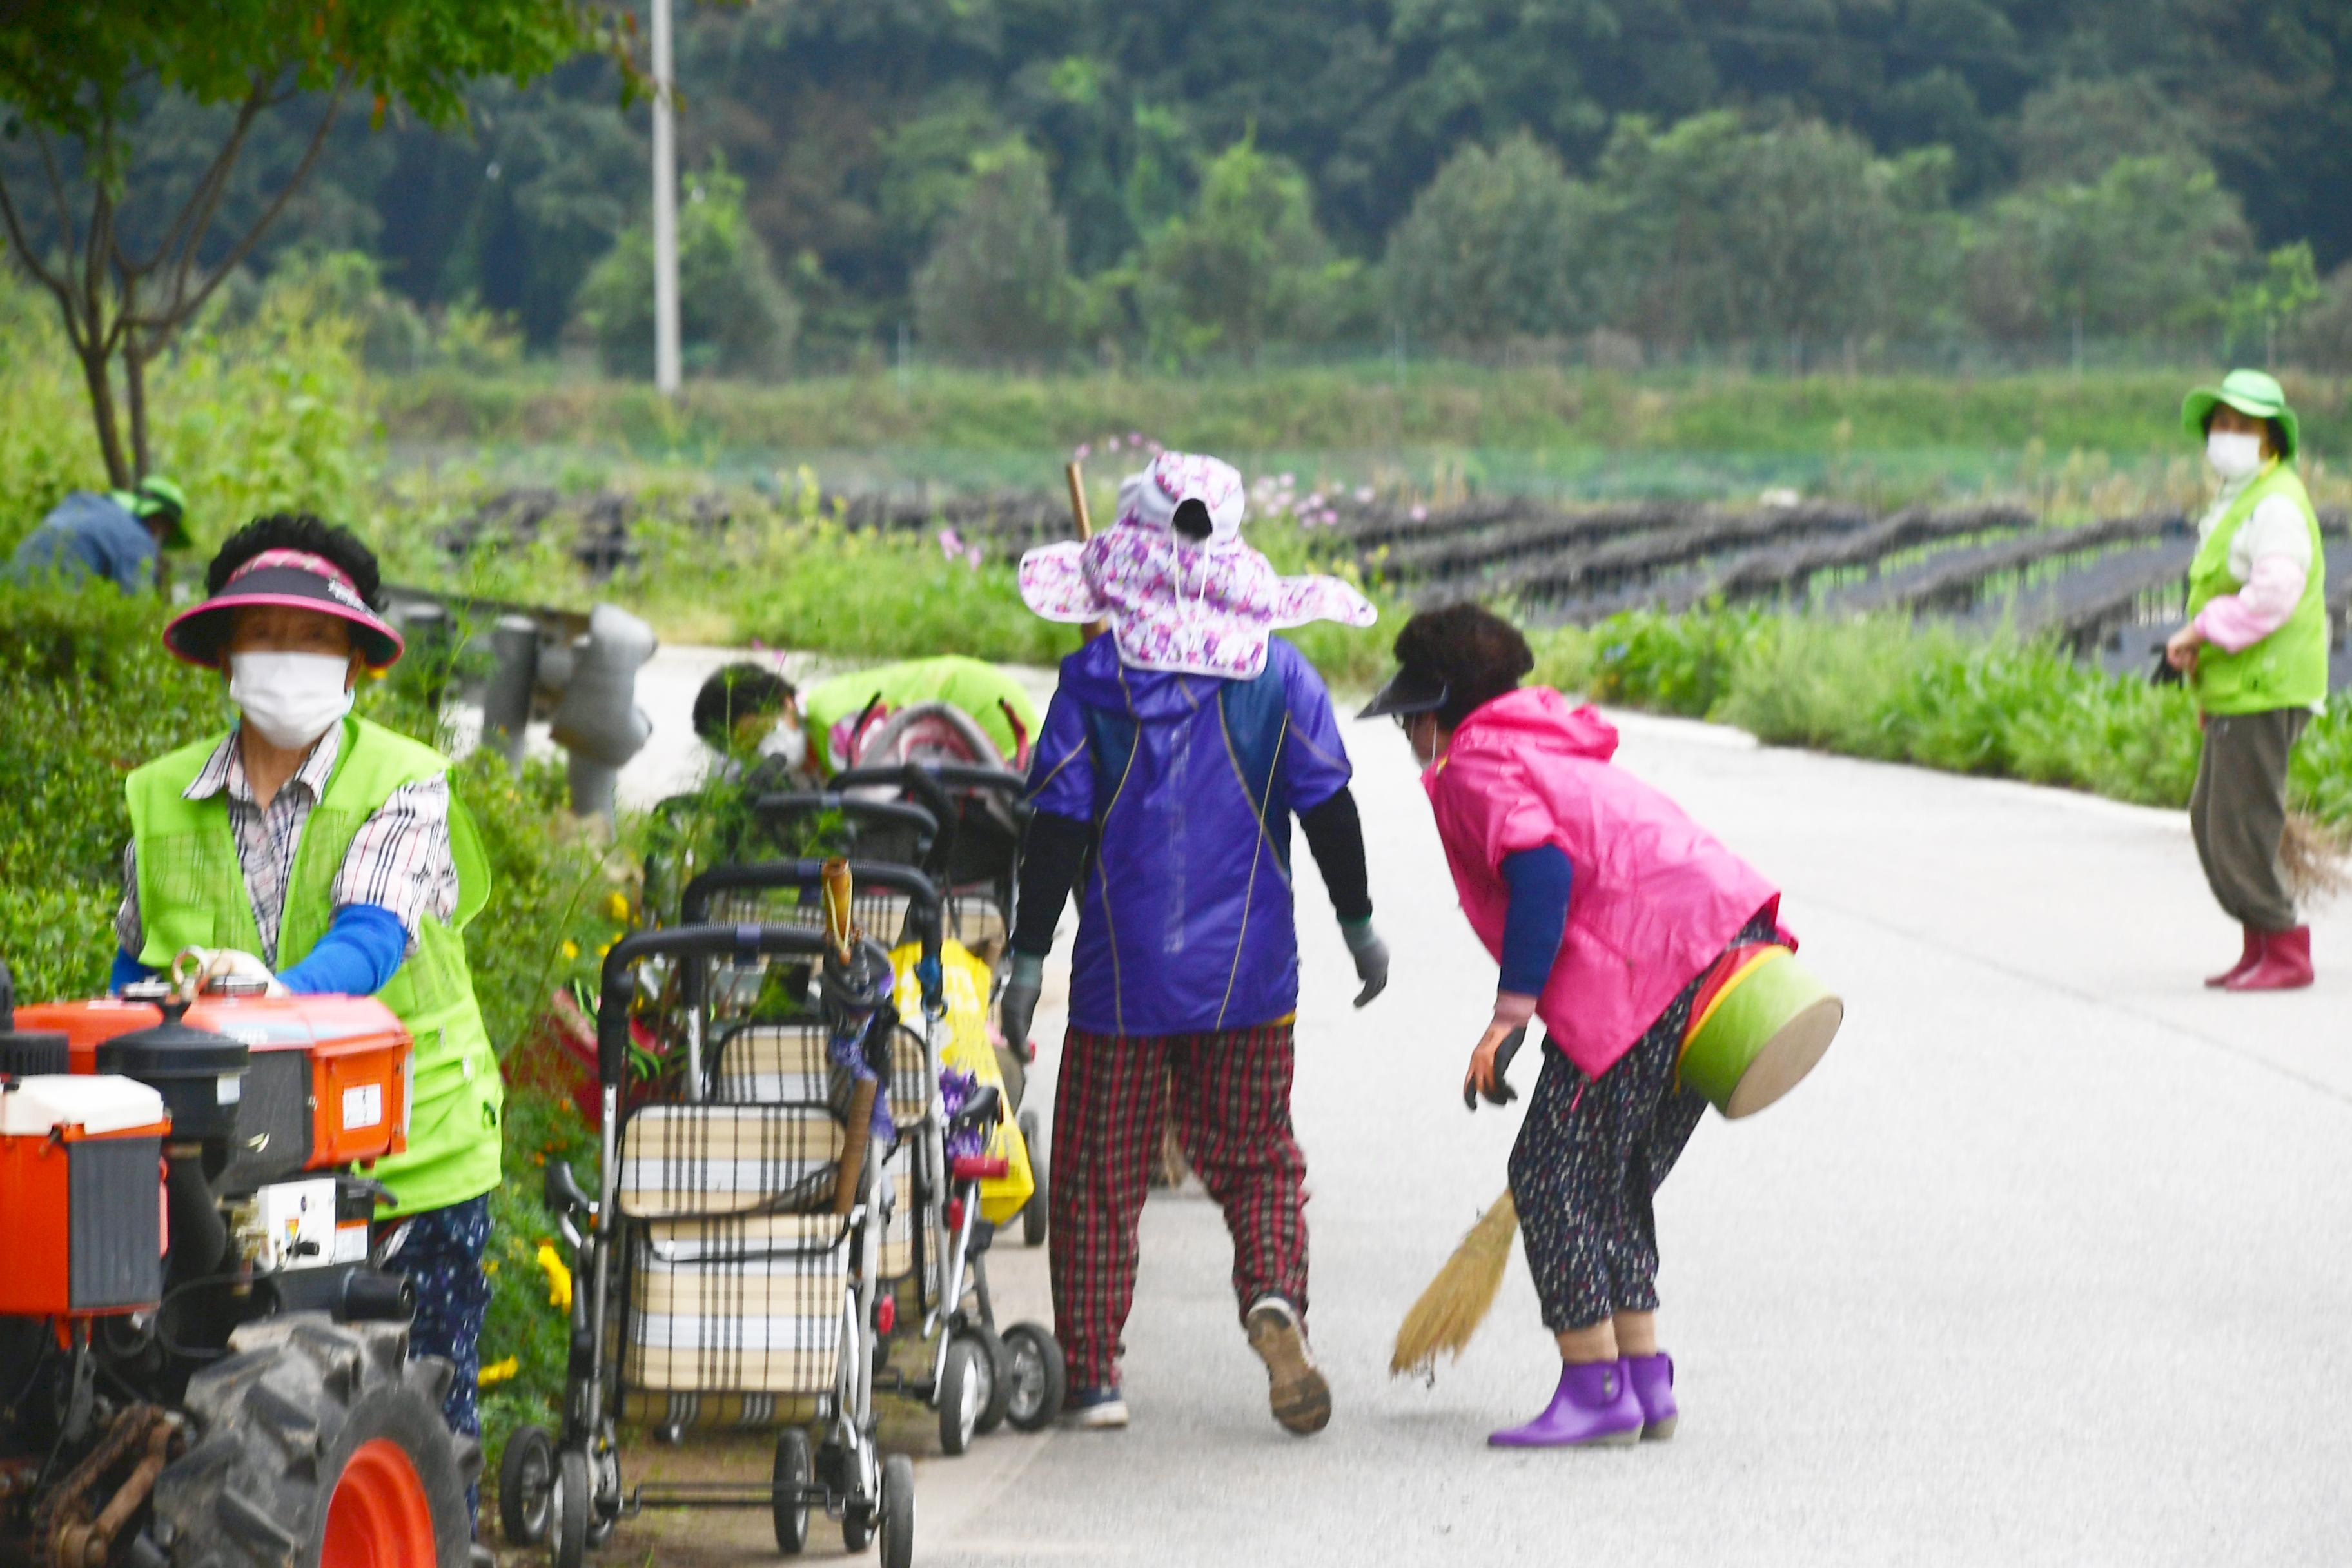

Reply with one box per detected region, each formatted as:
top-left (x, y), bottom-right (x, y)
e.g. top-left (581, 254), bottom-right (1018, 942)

top-left (1509, 910), bottom-right (1779, 1333)
top-left (377, 1194), bottom-right (492, 1518)
top-left (1050, 1021), bottom-right (1309, 1390)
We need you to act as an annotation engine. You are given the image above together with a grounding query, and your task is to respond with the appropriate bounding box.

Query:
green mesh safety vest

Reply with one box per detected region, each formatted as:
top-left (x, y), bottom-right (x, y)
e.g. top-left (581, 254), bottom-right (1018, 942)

top-left (126, 715), bottom-right (502, 1215)
top-left (2185, 462), bottom-right (2330, 716)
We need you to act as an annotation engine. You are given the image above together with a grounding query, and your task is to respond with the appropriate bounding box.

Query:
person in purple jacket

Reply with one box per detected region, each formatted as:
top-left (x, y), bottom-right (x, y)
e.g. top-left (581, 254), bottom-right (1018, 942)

top-left (999, 451), bottom-right (1389, 1434)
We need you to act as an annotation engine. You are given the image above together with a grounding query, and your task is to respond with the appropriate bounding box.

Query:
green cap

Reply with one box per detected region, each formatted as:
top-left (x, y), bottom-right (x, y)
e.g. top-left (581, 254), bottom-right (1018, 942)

top-left (2181, 369), bottom-right (2298, 462)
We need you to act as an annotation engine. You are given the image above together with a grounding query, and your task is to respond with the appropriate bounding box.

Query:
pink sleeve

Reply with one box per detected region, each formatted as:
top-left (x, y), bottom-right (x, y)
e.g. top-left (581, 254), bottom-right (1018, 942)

top-left (2194, 557), bottom-right (2308, 652)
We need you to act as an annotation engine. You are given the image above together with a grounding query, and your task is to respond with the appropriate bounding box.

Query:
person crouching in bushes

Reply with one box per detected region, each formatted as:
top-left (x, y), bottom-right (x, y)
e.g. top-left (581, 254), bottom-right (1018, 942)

top-left (2164, 369), bottom-right (2329, 992)
top-left (692, 660), bottom-right (808, 784)
top-left (111, 513), bottom-right (503, 1511)
top-left (1364, 603), bottom-right (1792, 1448)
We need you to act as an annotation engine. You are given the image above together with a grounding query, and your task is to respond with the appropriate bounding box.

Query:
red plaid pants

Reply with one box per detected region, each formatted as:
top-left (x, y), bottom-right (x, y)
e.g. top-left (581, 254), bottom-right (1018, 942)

top-left (1049, 1020), bottom-right (1310, 1390)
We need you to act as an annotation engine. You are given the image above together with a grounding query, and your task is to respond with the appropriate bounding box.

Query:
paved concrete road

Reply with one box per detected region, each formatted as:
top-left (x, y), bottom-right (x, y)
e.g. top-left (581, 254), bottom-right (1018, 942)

top-left (568, 649), bottom-right (2349, 1565)
top-left (931, 707), bottom-right (2352, 1568)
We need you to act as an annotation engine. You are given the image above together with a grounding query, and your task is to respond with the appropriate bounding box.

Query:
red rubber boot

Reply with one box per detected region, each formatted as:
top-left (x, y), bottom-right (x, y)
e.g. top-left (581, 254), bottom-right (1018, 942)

top-left (2206, 925), bottom-right (2263, 988)
top-left (2225, 927), bottom-right (2314, 992)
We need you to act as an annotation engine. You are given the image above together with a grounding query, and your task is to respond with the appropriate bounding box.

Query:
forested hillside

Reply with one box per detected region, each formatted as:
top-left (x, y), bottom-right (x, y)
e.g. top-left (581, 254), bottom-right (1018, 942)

top-left (10, 0), bottom-right (2351, 368)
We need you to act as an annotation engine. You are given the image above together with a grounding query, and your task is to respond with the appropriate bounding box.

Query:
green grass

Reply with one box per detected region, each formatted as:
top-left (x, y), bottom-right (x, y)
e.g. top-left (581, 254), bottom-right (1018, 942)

top-left (1539, 607), bottom-right (2348, 825)
top-left (377, 361), bottom-right (2352, 509)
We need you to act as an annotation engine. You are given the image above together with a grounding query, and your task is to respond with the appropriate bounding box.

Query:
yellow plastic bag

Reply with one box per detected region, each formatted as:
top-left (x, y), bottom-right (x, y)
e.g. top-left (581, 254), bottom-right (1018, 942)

top-left (892, 939), bottom-right (1035, 1226)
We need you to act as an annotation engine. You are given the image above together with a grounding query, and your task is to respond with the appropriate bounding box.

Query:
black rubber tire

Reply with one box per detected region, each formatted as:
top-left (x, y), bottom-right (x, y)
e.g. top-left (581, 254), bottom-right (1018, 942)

top-left (1018, 1110), bottom-right (1048, 1248)
top-left (152, 1314), bottom-right (477, 1568)
top-left (552, 1449), bottom-right (591, 1568)
top-left (770, 1429), bottom-right (812, 1556)
top-left (876, 1455), bottom-right (916, 1568)
top-left (499, 1424), bottom-right (558, 1547)
top-left (965, 1324), bottom-right (1012, 1435)
top-left (840, 1496), bottom-right (873, 1554)
top-left (936, 1337), bottom-right (981, 1456)
top-left (1001, 1321), bottom-right (1067, 1434)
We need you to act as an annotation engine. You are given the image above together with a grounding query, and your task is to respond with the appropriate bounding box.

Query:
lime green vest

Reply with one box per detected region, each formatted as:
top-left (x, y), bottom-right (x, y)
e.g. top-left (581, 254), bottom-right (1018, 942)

top-left (2185, 462), bottom-right (2330, 716)
top-left (126, 715), bottom-right (502, 1215)
top-left (801, 655), bottom-right (1043, 776)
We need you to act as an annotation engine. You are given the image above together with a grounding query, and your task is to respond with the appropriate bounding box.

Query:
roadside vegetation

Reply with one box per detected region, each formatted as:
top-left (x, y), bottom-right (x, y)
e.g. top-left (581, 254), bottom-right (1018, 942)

top-left (4, 250), bottom-right (2348, 1472)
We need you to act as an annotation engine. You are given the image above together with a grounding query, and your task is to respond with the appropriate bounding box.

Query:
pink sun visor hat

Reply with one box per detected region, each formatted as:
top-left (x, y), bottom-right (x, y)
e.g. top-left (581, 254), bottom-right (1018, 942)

top-left (162, 547), bottom-right (405, 670)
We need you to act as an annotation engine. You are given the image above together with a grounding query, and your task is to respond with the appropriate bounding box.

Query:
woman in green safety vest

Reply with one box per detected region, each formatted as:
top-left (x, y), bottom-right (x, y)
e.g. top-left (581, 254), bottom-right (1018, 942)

top-left (112, 513), bottom-right (502, 1506)
top-left (2163, 369), bottom-right (2329, 991)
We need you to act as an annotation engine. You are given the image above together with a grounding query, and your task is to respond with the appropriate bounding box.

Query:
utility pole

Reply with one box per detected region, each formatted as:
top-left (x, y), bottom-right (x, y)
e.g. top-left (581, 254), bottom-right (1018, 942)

top-left (651, 0), bottom-right (681, 396)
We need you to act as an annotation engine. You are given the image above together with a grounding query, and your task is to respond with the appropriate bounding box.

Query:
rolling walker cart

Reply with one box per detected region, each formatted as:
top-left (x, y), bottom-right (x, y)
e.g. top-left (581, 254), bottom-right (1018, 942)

top-left (815, 761), bottom-right (1051, 1248)
top-left (501, 901), bottom-right (917, 1568)
top-left (680, 859), bottom-right (1066, 1455)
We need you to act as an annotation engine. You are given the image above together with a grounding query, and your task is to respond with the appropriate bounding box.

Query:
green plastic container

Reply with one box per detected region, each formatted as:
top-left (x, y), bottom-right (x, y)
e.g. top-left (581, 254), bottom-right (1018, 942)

top-left (1678, 949), bottom-right (1842, 1119)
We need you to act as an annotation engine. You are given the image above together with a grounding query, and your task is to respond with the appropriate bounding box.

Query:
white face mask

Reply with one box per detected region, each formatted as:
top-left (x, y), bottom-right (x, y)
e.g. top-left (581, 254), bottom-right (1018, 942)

top-left (229, 651), bottom-right (354, 750)
top-left (758, 720), bottom-right (807, 771)
top-left (2207, 429), bottom-right (2266, 480)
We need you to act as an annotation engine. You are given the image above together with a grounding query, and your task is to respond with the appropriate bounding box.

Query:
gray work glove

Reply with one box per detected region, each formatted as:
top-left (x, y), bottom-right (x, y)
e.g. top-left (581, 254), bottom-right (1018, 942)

top-left (998, 951), bottom-right (1044, 1051)
top-left (1340, 917), bottom-right (1389, 1008)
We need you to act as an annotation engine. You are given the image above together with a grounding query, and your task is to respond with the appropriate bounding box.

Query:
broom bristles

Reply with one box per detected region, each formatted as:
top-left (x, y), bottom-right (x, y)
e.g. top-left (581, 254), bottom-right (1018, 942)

top-left (1390, 1190), bottom-right (1518, 1379)
top-left (2282, 810), bottom-right (2351, 906)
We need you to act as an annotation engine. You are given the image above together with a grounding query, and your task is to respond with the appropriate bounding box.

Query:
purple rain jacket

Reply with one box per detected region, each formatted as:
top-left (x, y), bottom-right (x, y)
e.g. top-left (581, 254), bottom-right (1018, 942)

top-left (1024, 632), bottom-right (1354, 1036)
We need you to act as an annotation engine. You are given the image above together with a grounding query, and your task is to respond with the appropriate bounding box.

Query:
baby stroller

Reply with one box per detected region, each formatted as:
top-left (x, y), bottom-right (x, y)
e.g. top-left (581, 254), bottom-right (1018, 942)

top-left (681, 858), bottom-right (1066, 1455)
top-left (759, 776), bottom-right (1049, 1248)
top-left (502, 885), bottom-right (918, 1567)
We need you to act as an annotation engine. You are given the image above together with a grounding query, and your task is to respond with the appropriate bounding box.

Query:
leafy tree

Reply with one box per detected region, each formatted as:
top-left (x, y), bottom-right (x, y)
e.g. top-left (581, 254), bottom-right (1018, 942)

top-left (1386, 132), bottom-right (1596, 348)
top-left (1136, 137), bottom-right (1351, 362)
top-left (2228, 243), bottom-right (2322, 369)
top-left (912, 141), bottom-right (1077, 358)
top-left (2284, 260), bottom-right (2352, 371)
top-left (1590, 113), bottom-right (1946, 355)
top-left (1965, 153), bottom-right (2251, 350)
top-left (2010, 77), bottom-right (2206, 187)
top-left (0, 0), bottom-right (614, 485)
top-left (574, 159), bottom-right (799, 378)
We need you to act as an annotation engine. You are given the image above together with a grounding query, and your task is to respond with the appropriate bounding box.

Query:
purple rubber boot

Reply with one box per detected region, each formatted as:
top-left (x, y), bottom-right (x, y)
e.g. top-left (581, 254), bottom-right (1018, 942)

top-left (1623, 1353), bottom-right (1678, 1441)
top-left (1487, 1359), bottom-right (1643, 1449)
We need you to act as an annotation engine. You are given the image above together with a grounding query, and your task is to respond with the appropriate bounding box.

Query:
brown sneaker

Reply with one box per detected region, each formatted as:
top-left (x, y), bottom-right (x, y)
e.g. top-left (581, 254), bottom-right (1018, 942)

top-left (1244, 1297), bottom-right (1331, 1435)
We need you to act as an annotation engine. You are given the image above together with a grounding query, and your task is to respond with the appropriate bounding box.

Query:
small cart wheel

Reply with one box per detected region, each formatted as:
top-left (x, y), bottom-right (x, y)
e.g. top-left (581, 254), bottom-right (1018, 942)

top-left (841, 1500), bottom-right (873, 1554)
top-left (770, 1427), bottom-right (812, 1555)
top-left (877, 1454), bottom-right (916, 1568)
top-left (965, 1323), bottom-right (1012, 1435)
top-left (1001, 1320), bottom-right (1067, 1433)
top-left (1018, 1110), bottom-right (1048, 1247)
top-left (550, 1448), bottom-right (590, 1568)
top-left (937, 1336), bottom-right (983, 1456)
top-left (585, 1444), bottom-right (620, 1547)
top-left (499, 1424), bottom-right (556, 1547)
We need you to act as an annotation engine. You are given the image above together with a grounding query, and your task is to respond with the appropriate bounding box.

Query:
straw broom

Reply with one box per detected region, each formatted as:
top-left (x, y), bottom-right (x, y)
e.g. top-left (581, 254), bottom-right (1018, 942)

top-left (1390, 1189), bottom-right (1519, 1378)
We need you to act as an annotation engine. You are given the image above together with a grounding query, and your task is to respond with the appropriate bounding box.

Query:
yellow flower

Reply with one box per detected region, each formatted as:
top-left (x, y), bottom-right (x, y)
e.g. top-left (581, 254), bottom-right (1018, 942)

top-left (605, 891), bottom-right (631, 921)
top-left (536, 1243), bottom-right (574, 1312)
top-left (478, 1357), bottom-right (521, 1387)
top-left (561, 940), bottom-right (580, 960)
top-left (483, 1259), bottom-right (500, 1275)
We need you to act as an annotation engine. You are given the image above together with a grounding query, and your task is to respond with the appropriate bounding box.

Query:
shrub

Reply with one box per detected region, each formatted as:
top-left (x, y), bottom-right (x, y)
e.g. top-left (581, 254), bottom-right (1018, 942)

top-left (575, 159), bottom-right (799, 378)
top-left (1136, 139), bottom-right (1357, 363)
top-left (912, 141), bottom-right (1079, 358)
top-left (1387, 132), bottom-right (1596, 347)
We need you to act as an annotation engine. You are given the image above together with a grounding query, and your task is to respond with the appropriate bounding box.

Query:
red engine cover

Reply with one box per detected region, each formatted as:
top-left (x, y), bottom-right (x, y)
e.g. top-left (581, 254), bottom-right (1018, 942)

top-left (17, 995), bottom-right (414, 1169)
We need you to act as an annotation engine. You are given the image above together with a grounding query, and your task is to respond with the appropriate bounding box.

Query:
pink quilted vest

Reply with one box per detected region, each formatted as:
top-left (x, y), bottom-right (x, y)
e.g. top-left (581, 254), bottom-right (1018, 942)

top-left (1424, 687), bottom-right (1784, 1079)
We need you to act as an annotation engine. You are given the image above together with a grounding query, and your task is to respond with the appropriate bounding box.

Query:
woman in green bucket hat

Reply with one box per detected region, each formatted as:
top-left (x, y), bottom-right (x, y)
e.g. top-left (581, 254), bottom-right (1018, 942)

top-left (2164, 369), bottom-right (2328, 990)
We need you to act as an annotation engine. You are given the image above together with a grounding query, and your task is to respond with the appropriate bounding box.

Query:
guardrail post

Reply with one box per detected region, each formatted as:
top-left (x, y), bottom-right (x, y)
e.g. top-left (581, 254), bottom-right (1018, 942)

top-left (483, 614), bottom-right (541, 774)
top-left (551, 604), bottom-right (658, 820)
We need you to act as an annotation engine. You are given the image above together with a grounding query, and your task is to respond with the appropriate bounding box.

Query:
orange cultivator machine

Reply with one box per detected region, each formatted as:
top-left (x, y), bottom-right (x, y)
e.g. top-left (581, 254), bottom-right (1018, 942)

top-left (0, 959), bottom-right (475, 1568)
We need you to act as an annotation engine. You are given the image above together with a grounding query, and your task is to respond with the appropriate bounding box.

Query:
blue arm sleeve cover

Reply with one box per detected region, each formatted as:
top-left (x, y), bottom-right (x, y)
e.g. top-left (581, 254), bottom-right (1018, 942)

top-left (110, 948), bottom-right (156, 994)
top-left (278, 904), bottom-right (408, 997)
top-left (1498, 846), bottom-right (1574, 997)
